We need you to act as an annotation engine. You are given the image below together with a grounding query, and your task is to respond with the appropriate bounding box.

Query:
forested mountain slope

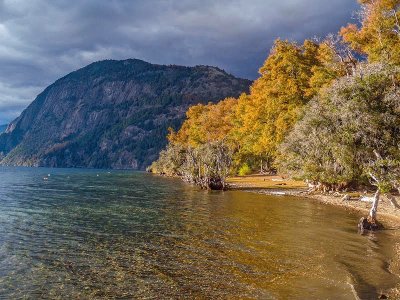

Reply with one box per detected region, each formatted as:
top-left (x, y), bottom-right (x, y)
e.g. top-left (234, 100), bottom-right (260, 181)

top-left (0, 59), bottom-right (251, 169)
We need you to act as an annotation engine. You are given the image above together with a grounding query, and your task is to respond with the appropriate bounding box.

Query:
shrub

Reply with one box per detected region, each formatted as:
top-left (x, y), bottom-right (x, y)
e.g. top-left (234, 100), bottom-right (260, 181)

top-left (238, 163), bottom-right (252, 176)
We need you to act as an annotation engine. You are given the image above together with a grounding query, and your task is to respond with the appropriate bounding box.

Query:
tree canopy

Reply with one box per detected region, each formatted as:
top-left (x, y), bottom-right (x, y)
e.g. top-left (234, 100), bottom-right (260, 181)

top-left (341, 0), bottom-right (400, 64)
top-left (279, 63), bottom-right (400, 191)
top-left (150, 0), bottom-right (400, 196)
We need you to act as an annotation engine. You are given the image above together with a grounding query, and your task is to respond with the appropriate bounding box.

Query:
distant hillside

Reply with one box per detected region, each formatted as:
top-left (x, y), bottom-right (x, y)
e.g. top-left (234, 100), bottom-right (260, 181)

top-left (0, 125), bottom-right (7, 134)
top-left (0, 59), bottom-right (251, 169)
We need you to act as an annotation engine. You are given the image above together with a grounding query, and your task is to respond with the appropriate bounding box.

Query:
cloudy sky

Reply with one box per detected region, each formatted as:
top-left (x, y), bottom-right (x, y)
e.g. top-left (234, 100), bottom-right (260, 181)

top-left (0, 0), bottom-right (359, 124)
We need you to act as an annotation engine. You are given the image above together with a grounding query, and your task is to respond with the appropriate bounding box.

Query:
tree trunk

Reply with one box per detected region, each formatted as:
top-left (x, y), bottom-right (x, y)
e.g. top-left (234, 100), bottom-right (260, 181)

top-left (358, 189), bottom-right (383, 233)
top-left (369, 189), bottom-right (380, 222)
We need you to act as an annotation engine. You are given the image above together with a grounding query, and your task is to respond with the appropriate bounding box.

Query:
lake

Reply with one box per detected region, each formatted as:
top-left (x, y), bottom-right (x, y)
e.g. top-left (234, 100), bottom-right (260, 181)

top-left (0, 167), bottom-right (399, 299)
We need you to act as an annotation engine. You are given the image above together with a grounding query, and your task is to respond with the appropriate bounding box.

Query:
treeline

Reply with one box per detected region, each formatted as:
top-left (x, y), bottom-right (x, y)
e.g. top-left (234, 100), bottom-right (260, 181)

top-left (148, 0), bottom-right (400, 196)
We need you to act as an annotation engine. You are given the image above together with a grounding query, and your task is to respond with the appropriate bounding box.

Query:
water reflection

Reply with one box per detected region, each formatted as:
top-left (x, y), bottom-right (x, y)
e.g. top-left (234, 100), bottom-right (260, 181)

top-left (0, 167), bottom-right (398, 299)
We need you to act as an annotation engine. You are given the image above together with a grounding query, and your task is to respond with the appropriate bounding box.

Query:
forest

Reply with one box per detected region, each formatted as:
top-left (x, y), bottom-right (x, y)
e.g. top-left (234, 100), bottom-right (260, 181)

top-left (148, 0), bottom-right (400, 224)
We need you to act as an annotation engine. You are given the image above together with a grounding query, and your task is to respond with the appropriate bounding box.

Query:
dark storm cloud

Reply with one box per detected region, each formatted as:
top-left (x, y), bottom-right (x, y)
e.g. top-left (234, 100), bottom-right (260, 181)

top-left (0, 0), bottom-right (359, 124)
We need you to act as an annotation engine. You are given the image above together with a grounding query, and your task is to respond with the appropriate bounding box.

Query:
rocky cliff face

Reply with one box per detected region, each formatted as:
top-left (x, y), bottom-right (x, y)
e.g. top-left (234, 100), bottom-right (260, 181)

top-left (0, 125), bottom-right (6, 134)
top-left (0, 59), bottom-right (251, 169)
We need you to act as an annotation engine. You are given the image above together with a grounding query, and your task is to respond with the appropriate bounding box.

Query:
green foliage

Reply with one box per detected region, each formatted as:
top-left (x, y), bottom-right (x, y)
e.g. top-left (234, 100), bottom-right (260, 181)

top-left (147, 143), bottom-right (186, 176)
top-left (150, 141), bottom-right (233, 190)
top-left (279, 63), bottom-right (400, 190)
top-left (238, 163), bottom-right (252, 176)
top-left (180, 141), bottom-right (233, 190)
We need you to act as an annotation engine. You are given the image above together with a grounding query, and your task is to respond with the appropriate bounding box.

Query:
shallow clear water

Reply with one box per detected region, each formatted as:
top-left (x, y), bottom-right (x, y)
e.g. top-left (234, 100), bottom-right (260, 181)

top-left (0, 167), bottom-right (399, 299)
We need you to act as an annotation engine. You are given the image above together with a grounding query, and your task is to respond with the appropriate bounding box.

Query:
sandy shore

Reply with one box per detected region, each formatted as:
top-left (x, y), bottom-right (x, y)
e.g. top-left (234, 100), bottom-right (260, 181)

top-left (227, 175), bottom-right (400, 228)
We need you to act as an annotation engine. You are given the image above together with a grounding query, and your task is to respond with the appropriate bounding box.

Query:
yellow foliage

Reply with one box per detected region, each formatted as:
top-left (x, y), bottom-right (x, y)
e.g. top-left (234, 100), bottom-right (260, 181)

top-left (153, 2), bottom-right (400, 181)
top-left (169, 97), bottom-right (238, 147)
top-left (341, 0), bottom-right (400, 64)
top-left (231, 40), bottom-right (322, 168)
top-left (167, 38), bottom-right (349, 172)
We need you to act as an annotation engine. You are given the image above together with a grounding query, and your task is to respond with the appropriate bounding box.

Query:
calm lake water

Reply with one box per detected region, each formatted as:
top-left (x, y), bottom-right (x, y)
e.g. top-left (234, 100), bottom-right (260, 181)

top-left (0, 167), bottom-right (399, 299)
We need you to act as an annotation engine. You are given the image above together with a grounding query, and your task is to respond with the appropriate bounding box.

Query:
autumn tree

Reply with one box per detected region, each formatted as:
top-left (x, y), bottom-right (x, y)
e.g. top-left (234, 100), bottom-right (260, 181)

top-left (149, 98), bottom-right (238, 189)
top-left (154, 39), bottom-right (352, 178)
top-left (309, 34), bottom-right (358, 94)
top-left (231, 40), bottom-right (324, 172)
top-left (341, 0), bottom-right (400, 65)
top-left (169, 97), bottom-right (238, 148)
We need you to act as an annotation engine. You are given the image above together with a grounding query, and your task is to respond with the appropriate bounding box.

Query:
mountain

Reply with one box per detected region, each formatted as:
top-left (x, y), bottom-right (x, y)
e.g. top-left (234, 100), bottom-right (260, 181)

top-left (0, 59), bottom-right (251, 169)
top-left (0, 125), bottom-right (7, 134)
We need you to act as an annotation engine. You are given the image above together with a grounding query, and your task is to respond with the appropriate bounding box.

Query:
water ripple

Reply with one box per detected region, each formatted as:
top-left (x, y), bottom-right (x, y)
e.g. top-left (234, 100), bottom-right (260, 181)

top-left (0, 167), bottom-right (398, 299)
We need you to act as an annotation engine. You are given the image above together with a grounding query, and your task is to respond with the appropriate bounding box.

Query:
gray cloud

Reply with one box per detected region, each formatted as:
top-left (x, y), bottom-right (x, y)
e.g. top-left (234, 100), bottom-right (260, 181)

top-left (0, 0), bottom-right (359, 124)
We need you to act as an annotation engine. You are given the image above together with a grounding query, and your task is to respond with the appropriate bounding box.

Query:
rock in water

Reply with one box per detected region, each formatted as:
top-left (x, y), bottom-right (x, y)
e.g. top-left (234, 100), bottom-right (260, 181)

top-left (0, 59), bottom-right (251, 169)
top-left (358, 217), bottom-right (384, 234)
